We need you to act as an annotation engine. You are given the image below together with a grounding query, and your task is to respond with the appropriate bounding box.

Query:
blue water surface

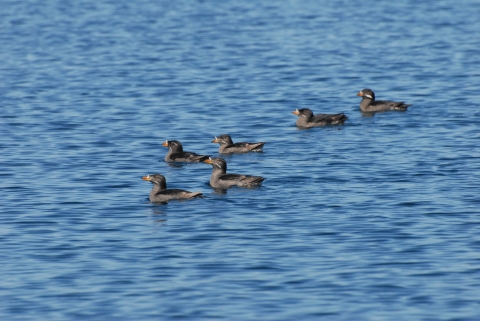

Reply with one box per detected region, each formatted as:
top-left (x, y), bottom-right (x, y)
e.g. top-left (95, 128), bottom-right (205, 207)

top-left (1, 1), bottom-right (480, 320)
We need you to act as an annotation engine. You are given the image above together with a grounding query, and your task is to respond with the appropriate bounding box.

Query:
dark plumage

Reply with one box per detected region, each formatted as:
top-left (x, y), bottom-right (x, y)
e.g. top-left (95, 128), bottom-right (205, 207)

top-left (212, 134), bottom-right (265, 154)
top-left (162, 140), bottom-right (209, 163)
top-left (203, 157), bottom-right (265, 189)
top-left (357, 89), bottom-right (411, 112)
top-left (291, 108), bottom-right (348, 128)
top-left (142, 174), bottom-right (202, 202)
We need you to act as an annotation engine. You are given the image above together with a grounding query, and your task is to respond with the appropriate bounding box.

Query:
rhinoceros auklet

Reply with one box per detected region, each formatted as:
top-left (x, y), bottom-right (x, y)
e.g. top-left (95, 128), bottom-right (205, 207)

top-left (291, 108), bottom-right (348, 128)
top-left (162, 140), bottom-right (209, 163)
top-left (211, 134), bottom-right (265, 154)
top-left (203, 157), bottom-right (265, 189)
top-left (357, 89), bottom-right (411, 112)
top-left (142, 174), bottom-right (202, 202)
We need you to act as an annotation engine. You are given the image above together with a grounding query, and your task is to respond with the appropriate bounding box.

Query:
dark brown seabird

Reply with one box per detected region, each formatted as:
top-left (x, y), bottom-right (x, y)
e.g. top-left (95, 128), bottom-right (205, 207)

top-left (291, 108), bottom-right (348, 128)
top-left (357, 88), bottom-right (411, 112)
top-left (203, 157), bottom-right (265, 189)
top-left (211, 134), bottom-right (265, 154)
top-left (162, 140), bottom-right (209, 163)
top-left (142, 174), bottom-right (202, 202)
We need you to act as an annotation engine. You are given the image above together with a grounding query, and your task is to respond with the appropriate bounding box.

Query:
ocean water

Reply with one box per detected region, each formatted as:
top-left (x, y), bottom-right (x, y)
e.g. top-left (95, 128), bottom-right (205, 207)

top-left (1, 0), bottom-right (480, 320)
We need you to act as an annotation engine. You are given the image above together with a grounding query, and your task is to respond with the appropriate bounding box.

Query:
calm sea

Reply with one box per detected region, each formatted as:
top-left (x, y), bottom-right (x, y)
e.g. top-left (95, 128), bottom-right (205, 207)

top-left (1, 1), bottom-right (480, 320)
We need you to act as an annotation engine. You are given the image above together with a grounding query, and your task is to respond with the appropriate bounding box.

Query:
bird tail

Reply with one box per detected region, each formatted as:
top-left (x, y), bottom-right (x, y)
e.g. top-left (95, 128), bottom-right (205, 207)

top-left (334, 113), bottom-right (348, 123)
top-left (250, 142), bottom-right (266, 151)
top-left (394, 103), bottom-right (411, 111)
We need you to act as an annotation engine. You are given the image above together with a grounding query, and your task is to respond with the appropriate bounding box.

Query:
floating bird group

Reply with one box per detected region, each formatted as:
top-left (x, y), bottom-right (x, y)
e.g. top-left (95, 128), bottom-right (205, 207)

top-left (143, 89), bottom-right (411, 203)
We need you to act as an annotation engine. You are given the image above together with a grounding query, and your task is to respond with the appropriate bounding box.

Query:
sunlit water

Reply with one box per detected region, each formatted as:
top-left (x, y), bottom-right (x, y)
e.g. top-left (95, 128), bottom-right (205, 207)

top-left (2, 1), bottom-right (480, 320)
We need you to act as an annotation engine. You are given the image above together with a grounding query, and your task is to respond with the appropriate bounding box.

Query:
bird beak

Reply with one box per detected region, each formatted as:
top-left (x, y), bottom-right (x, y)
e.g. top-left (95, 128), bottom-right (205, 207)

top-left (204, 158), bottom-right (213, 164)
top-left (291, 109), bottom-right (300, 115)
top-left (357, 91), bottom-right (364, 97)
top-left (211, 137), bottom-right (219, 143)
top-left (142, 176), bottom-right (152, 181)
top-left (162, 140), bottom-right (168, 147)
